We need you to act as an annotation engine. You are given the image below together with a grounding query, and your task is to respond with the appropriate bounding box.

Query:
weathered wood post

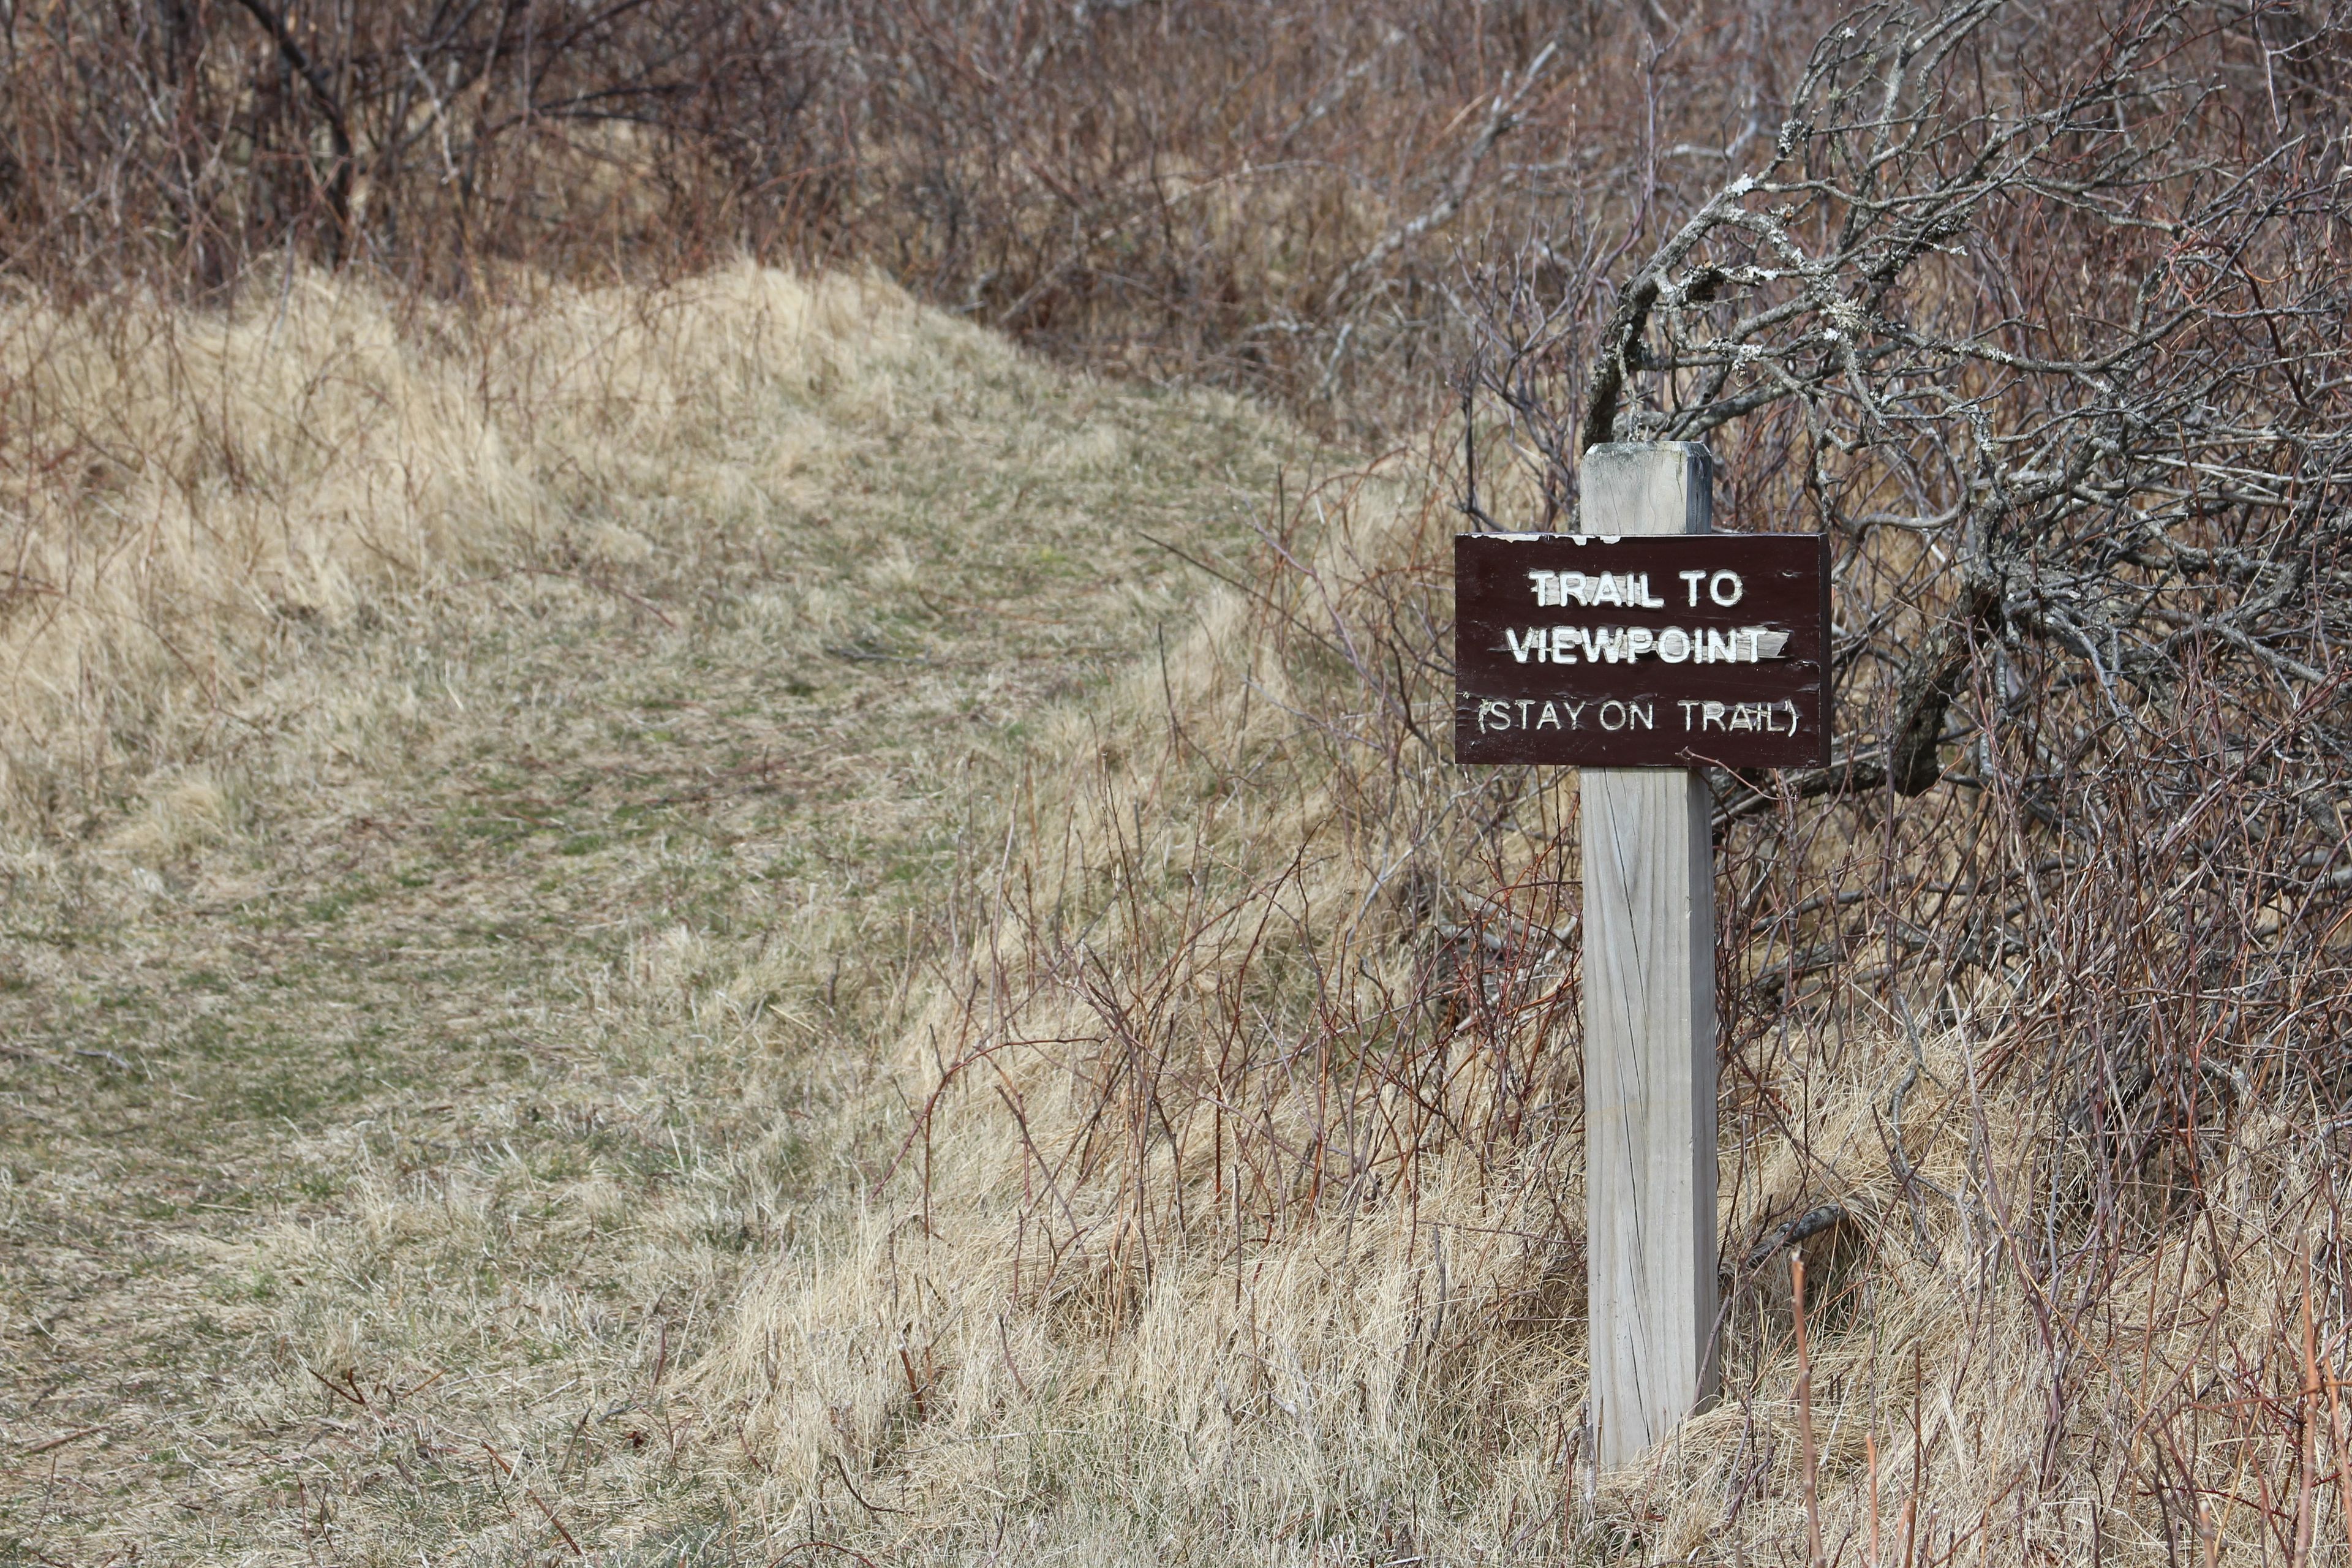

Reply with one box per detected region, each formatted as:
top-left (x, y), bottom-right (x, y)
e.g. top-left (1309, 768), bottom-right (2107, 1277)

top-left (1454, 440), bottom-right (1828, 1466)
top-left (1577, 442), bottom-right (1717, 1466)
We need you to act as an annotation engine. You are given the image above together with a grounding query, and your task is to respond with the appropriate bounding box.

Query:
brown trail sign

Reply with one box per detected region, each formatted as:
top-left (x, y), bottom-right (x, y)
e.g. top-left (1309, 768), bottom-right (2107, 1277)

top-left (1454, 442), bottom-right (1834, 1469)
top-left (1455, 532), bottom-right (1830, 767)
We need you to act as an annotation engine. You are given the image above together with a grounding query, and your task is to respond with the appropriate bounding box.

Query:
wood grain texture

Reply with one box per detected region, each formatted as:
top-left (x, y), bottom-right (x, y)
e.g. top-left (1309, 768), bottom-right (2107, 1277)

top-left (1578, 442), bottom-right (1720, 1468)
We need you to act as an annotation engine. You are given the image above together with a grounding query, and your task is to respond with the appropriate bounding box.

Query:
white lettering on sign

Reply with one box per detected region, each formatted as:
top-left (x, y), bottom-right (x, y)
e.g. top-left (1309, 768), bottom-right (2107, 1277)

top-left (1500, 626), bottom-right (1792, 665)
top-left (1593, 699), bottom-right (1654, 731)
top-left (1531, 568), bottom-right (1758, 612)
top-left (1477, 695), bottom-right (1801, 736)
top-left (1526, 571), bottom-right (1670, 609)
top-left (1676, 699), bottom-right (1800, 734)
top-left (1472, 698), bottom-right (1592, 733)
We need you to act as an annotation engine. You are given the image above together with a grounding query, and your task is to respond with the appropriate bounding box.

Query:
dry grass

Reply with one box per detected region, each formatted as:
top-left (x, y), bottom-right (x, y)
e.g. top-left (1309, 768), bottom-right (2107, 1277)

top-left (3, 258), bottom-right (2345, 1566)
top-left (0, 0), bottom-right (1783, 433)
top-left (0, 262), bottom-right (1115, 829)
top-left (704, 436), bottom-right (2352, 1566)
top-left (0, 254), bottom-right (2343, 1564)
top-left (0, 264), bottom-right (1314, 1559)
top-left (0, 273), bottom-right (531, 827)
top-left (0, 9), bottom-right (2344, 1551)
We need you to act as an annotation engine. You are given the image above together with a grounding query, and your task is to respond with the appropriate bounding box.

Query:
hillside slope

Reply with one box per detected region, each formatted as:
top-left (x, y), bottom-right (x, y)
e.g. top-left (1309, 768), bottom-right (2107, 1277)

top-left (708, 398), bottom-right (2339, 1567)
top-left (0, 266), bottom-right (1314, 1559)
top-left (4, 266), bottom-right (2328, 1568)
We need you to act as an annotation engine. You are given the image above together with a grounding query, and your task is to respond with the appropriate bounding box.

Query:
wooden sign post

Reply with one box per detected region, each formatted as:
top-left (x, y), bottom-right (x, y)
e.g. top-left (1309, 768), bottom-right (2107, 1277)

top-left (1453, 442), bottom-right (1830, 1467)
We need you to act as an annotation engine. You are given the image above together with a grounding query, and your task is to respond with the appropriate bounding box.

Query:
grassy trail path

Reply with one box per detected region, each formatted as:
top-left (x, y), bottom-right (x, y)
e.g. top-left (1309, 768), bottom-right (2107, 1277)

top-left (0, 304), bottom-right (1299, 1561)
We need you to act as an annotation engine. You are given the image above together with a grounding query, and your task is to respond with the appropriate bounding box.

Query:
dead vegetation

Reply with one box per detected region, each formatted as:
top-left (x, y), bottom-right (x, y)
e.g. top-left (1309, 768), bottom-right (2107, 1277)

top-left (0, 0), bottom-right (1830, 423)
top-left (722, 424), bottom-right (2352, 1561)
top-left (0, 264), bottom-right (1308, 1557)
top-left (2, 0), bottom-right (2350, 1564)
top-left (705, 4), bottom-right (2352, 1563)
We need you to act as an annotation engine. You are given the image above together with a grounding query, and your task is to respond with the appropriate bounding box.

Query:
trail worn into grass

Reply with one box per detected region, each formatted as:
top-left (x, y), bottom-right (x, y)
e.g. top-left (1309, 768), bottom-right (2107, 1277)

top-left (0, 276), bottom-right (1304, 1561)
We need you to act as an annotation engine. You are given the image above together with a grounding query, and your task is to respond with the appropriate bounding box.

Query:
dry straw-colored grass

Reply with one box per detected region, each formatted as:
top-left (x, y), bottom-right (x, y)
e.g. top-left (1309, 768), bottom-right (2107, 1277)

top-left (0, 261), bottom-right (1033, 829)
top-left (0, 275), bottom-right (527, 822)
top-left (3, 2), bottom-right (2339, 1559)
top-left (0, 262), bottom-right (1311, 1558)
top-left (710, 440), bottom-right (2352, 1565)
top-left (1, 258), bottom-right (2341, 1565)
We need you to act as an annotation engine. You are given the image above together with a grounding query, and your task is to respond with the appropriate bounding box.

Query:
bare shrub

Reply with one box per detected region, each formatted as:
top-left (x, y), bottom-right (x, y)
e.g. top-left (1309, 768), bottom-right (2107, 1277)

top-left (1463, 3), bottom-right (2352, 1465)
top-left (0, 1), bottom-right (1768, 418)
top-left (717, 2), bottom-right (2352, 1561)
top-left (8, 0), bottom-right (2351, 1558)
